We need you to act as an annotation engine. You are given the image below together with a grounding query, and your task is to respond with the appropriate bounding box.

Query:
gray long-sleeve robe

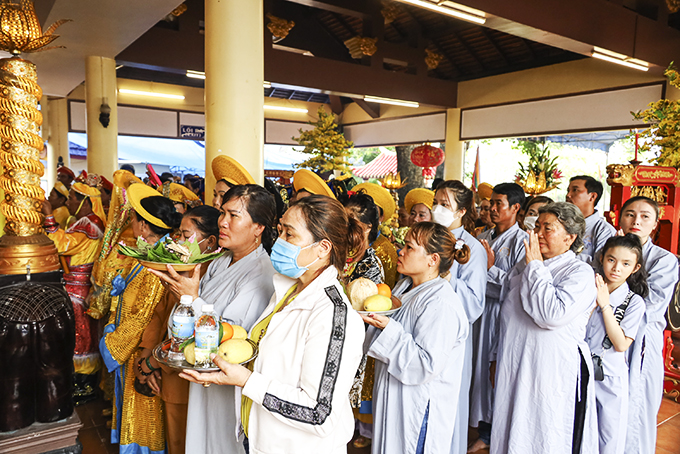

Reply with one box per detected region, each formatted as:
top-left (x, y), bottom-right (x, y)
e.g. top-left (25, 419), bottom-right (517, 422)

top-left (491, 250), bottom-right (598, 454)
top-left (366, 277), bottom-right (469, 454)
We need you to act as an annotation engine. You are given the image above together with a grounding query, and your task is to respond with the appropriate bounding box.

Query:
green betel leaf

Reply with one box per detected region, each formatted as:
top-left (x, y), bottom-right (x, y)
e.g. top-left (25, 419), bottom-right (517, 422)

top-left (116, 243), bottom-right (147, 259)
top-left (136, 236), bottom-right (153, 253)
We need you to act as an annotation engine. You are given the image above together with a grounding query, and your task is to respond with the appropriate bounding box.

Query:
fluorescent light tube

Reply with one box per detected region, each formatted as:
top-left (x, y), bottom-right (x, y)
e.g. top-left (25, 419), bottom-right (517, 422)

top-left (186, 70), bottom-right (205, 80)
top-left (264, 105), bottom-right (308, 113)
top-left (393, 0), bottom-right (485, 24)
top-left (591, 52), bottom-right (649, 72)
top-left (364, 95), bottom-right (419, 108)
top-left (118, 89), bottom-right (186, 100)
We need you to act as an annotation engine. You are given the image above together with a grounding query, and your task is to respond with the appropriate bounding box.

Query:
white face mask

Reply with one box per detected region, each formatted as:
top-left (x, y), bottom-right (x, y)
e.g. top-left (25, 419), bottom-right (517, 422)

top-left (524, 215), bottom-right (538, 231)
top-left (432, 204), bottom-right (457, 228)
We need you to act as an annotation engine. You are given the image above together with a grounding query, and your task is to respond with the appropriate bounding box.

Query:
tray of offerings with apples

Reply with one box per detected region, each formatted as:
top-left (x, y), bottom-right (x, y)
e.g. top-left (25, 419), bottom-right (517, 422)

top-left (153, 321), bottom-right (258, 372)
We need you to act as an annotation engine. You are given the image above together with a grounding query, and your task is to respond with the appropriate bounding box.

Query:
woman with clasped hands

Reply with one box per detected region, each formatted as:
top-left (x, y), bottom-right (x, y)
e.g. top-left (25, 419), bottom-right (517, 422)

top-left (182, 195), bottom-right (365, 454)
top-left (490, 202), bottom-right (598, 454)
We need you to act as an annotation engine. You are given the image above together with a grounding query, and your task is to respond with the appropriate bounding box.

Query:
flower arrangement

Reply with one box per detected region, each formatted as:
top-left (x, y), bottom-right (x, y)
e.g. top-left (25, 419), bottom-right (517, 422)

top-left (118, 234), bottom-right (223, 264)
top-left (513, 140), bottom-right (563, 195)
top-left (631, 64), bottom-right (680, 168)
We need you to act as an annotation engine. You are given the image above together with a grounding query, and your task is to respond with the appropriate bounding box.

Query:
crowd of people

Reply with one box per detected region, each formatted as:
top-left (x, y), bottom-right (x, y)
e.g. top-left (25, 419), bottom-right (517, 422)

top-left (41, 160), bottom-right (678, 454)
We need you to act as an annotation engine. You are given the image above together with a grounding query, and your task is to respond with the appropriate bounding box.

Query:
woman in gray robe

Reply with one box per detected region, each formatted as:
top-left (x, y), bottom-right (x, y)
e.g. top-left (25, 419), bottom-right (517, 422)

top-left (151, 184), bottom-right (277, 454)
top-left (362, 222), bottom-right (470, 454)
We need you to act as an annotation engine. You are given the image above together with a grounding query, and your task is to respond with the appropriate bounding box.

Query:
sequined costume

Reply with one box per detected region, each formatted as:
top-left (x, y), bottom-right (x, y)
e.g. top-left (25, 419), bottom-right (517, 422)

top-left (372, 234), bottom-right (398, 289)
top-left (53, 205), bottom-right (70, 230)
top-left (100, 263), bottom-right (168, 454)
top-left (45, 212), bottom-right (104, 376)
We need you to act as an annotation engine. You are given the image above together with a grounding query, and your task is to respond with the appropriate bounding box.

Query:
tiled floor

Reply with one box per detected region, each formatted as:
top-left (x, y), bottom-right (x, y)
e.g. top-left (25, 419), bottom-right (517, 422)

top-left (77, 395), bottom-right (680, 453)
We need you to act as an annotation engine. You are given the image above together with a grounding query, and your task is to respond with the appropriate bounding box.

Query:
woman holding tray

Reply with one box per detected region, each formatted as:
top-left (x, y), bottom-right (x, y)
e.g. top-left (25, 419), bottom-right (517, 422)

top-left (150, 184), bottom-right (277, 454)
top-left (99, 183), bottom-right (182, 454)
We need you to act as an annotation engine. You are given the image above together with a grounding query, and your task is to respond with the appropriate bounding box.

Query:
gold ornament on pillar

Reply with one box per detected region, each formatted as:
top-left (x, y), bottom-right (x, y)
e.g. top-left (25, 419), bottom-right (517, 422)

top-left (344, 36), bottom-right (378, 59)
top-left (0, 0), bottom-right (69, 274)
top-left (266, 13), bottom-right (295, 43)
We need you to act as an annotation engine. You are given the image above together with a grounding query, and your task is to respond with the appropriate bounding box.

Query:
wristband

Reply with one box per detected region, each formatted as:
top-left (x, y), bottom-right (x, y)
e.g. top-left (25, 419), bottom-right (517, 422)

top-left (145, 356), bottom-right (158, 372)
top-left (137, 357), bottom-right (153, 376)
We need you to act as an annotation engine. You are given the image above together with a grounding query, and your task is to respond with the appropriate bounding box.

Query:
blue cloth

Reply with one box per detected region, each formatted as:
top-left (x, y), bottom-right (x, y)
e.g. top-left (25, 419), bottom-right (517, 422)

top-left (416, 402), bottom-right (430, 454)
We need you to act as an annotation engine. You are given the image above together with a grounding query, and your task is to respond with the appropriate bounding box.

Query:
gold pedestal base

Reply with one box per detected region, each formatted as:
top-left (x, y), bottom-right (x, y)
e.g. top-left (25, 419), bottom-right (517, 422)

top-left (0, 234), bottom-right (60, 275)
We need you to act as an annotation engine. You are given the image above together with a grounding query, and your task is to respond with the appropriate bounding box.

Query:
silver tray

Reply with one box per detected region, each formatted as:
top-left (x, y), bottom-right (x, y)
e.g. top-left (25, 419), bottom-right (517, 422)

top-left (153, 338), bottom-right (258, 373)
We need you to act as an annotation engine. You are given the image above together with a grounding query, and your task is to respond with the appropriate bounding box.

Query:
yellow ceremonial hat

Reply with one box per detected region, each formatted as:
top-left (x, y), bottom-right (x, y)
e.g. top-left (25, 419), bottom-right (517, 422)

top-left (113, 169), bottom-right (143, 189)
top-left (353, 182), bottom-right (396, 221)
top-left (404, 188), bottom-right (434, 213)
top-left (127, 183), bottom-right (171, 229)
top-left (72, 182), bottom-right (107, 226)
top-left (293, 169), bottom-right (335, 199)
top-left (212, 155), bottom-right (256, 186)
top-left (477, 182), bottom-right (493, 201)
top-left (54, 181), bottom-right (69, 198)
top-left (163, 182), bottom-right (202, 208)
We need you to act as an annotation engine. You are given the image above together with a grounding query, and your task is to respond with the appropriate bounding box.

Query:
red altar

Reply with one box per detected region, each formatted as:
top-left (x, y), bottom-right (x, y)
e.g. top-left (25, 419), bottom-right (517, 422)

top-left (606, 163), bottom-right (680, 401)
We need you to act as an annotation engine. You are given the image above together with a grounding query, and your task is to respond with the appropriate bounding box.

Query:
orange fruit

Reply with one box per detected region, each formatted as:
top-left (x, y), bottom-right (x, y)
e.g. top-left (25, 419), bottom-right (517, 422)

top-left (220, 322), bottom-right (234, 343)
top-left (376, 283), bottom-right (391, 298)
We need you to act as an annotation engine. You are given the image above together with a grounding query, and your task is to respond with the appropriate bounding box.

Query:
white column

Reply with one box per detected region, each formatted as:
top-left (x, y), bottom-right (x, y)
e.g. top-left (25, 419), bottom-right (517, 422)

top-left (444, 108), bottom-right (465, 181)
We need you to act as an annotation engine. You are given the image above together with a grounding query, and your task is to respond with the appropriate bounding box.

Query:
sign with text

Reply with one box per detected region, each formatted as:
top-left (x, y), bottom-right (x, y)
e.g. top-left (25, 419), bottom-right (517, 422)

top-left (180, 125), bottom-right (205, 140)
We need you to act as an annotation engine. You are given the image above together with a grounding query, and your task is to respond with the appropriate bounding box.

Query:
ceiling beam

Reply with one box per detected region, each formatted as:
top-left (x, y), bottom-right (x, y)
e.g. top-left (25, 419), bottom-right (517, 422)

top-left (282, 0), bottom-right (370, 18)
top-left (264, 47), bottom-right (458, 107)
top-left (452, 0), bottom-right (679, 73)
top-left (329, 95), bottom-right (344, 115)
top-left (352, 98), bottom-right (379, 118)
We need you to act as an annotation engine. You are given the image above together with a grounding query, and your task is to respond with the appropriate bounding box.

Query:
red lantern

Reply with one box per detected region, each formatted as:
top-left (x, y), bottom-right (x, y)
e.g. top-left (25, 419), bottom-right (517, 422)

top-left (410, 144), bottom-right (445, 168)
top-left (422, 167), bottom-right (436, 179)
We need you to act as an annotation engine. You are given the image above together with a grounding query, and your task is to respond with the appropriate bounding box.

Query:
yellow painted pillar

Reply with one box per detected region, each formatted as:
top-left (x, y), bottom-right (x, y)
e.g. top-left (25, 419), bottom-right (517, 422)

top-left (40, 95), bottom-right (57, 190)
top-left (444, 108), bottom-right (465, 181)
top-left (204, 0), bottom-right (264, 194)
top-left (85, 56), bottom-right (118, 178)
top-left (47, 97), bottom-right (70, 173)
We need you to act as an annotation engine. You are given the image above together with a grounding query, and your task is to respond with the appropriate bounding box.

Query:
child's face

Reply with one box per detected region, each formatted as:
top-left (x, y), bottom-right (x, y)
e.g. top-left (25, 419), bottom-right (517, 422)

top-left (602, 246), bottom-right (641, 287)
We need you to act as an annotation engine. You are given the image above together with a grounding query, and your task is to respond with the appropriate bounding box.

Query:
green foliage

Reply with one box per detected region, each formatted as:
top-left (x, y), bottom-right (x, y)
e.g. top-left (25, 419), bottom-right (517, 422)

top-left (293, 106), bottom-right (354, 173)
top-left (513, 139), bottom-right (563, 187)
top-left (350, 147), bottom-right (382, 166)
top-left (631, 63), bottom-right (680, 168)
top-left (118, 235), bottom-right (224, 264)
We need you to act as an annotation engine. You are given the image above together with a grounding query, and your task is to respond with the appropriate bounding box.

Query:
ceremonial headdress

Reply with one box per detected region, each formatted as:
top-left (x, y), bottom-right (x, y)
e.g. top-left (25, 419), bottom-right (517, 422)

top-left (404, 188), bottom-right (434, 213)
top-left (99, 176), bottom-right (113, 192)
top-left (353, 182), bottom-right (396, 221)
top-left (72, 182), bottom-right (106, 226)
top-left (127, 183), bottom-right (170, 229)
top-left (54, 181), bottom-right (69, 199)
top-left (292, 169), bottom-right (335, 199)
top-left (57, 166), bottom-right (75, 180)
top-left (477, 182), bottom-right (493, 201)
top-left (212, 155), bottom-right (256, 186)
top-left (162, 181), bottom-right (202, 208)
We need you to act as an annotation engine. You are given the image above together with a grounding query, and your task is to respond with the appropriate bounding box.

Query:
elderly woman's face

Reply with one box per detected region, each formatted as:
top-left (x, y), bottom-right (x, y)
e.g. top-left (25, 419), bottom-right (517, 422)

top-left (410, 203), bottom-right (432, 223)
top-left (534, 212), bottom-right (577, 259)
top-left (277, 206), bottom-right (323, 271)
top-left (218, 197), bottom-right (262, 251)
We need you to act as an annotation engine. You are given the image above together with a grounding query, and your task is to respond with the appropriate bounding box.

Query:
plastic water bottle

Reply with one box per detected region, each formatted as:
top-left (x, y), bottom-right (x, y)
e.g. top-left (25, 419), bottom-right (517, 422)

top-left (194, 304), bottom-right (219, 368)
top-left (169, 295), bottom-right (195, 363)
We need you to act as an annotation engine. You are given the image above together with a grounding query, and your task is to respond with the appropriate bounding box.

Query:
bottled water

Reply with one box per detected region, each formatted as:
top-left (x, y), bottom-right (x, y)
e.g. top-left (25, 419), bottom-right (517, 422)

top-left (194, 304), bottom-right (219, 368)
top-left (169, 295), bottom-right (195, 363)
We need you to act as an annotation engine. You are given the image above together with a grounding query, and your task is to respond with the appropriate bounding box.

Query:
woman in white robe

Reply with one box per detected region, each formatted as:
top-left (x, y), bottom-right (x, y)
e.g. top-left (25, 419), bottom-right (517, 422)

top-left (150, 185), bottom-right (277, 454)
top-left (431, 180), bottom-right (487, 454)
top-left (616, 197), bottom-right (679, 454)
top-left (491, 202), bottom-right (598, 454)
top-left (363, 222), bottom-right (469, 454)
top-left (181, 194), bottom-right (365, 454)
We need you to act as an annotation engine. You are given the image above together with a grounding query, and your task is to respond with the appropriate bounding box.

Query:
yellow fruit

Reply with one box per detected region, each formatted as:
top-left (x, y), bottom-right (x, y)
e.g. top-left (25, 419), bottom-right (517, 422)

top-left (232, 325), bottom-right (248, 339)
top-left (218, 339), bottom-right (254, 364)
top-left (363, 294), bottom-right (392, 312)
top-left (184, 342), bottom-right (196, 365)
top-left (348, 277), bottom-right (378, 311)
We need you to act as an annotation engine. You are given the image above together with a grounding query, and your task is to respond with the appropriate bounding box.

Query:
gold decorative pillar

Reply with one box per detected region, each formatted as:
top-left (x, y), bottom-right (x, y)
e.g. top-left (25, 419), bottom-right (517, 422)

top-left (205, 0), bottom-right (264, 196)
top-left (444, 108), bottom-right (465, 181)
top-left (85, 56), bottom-right (117, 178)
top-left (0, 57), bottom-right (59, 273)
top-left (47, 97), bottom-right (70, 171)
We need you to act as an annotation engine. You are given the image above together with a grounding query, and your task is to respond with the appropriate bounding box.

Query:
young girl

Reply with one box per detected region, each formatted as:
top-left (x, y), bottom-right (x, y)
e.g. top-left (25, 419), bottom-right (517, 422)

top-left (587, 234), bottom-right (648, 454)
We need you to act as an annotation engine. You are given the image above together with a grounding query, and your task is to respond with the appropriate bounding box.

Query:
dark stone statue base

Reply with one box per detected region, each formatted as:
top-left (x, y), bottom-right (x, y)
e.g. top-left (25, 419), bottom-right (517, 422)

top-left (0, 411), bottom-right (82, 454)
